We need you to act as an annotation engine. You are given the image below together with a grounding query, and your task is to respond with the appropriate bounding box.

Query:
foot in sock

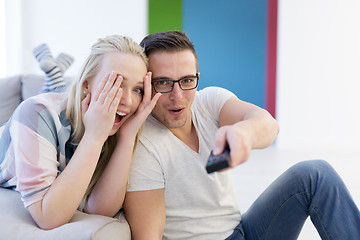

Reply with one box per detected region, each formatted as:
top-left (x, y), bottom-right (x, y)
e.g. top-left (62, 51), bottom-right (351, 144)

top-left (32, 43), bottom-right (57, 73)
top-left (33, 43), bottom-right (67, 93)
top-left (41, 66), bottom-right (67, 93)
top-left (56, 53), bottom-right (74, 74)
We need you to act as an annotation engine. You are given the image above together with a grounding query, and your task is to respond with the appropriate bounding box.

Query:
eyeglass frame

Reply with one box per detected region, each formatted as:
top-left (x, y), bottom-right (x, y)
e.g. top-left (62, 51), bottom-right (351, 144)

top-left (151, 73), bottom-right (199, 93)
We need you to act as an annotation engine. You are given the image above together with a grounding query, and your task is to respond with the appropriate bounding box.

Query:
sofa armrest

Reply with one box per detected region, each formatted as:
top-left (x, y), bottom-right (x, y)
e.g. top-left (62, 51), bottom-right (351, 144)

top-left (0, 188), bottom-right (131, 240)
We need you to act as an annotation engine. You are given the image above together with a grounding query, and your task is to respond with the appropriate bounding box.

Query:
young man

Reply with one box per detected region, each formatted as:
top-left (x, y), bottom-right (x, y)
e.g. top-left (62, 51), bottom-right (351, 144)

top-left (124, 31), bottom-right (360, 240)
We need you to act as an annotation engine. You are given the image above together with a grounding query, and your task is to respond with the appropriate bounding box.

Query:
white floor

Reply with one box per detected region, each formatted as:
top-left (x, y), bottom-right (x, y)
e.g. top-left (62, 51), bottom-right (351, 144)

top-left (231, 146), bottom-right (360, 240)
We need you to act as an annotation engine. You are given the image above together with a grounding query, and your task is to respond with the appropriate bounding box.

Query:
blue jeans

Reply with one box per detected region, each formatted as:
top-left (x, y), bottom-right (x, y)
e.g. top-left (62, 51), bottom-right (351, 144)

top-left (226, 160), bottom-right (360, 240)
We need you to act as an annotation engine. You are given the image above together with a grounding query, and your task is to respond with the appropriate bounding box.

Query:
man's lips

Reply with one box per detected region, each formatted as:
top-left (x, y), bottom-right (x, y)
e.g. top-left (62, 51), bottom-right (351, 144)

top-left (168, 107), bottom-right (185, 115)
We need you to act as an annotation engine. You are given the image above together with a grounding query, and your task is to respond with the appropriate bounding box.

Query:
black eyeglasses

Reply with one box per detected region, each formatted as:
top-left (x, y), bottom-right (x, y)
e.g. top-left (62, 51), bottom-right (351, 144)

top-left (151, 73), bottom-right (199, 93)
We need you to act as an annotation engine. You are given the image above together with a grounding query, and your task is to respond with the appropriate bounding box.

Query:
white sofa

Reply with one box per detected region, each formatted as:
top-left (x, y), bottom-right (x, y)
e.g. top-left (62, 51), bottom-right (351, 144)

top-left (0, 75), bottom-right (131, 240)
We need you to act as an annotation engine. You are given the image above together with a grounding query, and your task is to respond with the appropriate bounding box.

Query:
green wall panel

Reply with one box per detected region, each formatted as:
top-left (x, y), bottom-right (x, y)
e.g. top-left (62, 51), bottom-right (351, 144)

top-left (148, 0), bottom-right (182, 34)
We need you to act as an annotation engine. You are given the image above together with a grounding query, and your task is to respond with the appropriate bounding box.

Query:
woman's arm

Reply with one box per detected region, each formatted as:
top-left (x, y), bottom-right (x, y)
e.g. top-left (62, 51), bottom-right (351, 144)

top-left (27, 134), bottom-right (104, 229)
top-left (27, 72), bottom-right (123, 230)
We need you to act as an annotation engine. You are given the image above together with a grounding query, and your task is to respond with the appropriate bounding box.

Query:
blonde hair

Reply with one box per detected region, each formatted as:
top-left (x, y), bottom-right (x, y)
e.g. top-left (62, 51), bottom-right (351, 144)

top-left (65, 35), bottom-right (147, 211)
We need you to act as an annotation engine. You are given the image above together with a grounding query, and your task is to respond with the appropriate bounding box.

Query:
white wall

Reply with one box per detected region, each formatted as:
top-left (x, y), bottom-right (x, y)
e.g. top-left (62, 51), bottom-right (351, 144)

top-left (0, 1), bottom-right (6, 77)
top-left (3, 0), bottom-right (360, 150)
top-left (276, 0), bottom-right (360, 150)
top-left (4, 0), bottom-right (147, 77)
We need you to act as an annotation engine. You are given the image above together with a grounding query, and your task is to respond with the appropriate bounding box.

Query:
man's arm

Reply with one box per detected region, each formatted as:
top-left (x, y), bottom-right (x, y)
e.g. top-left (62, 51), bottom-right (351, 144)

top-left (124, 189), bottom-right (166, 240)
top-left (214, 96), bottom-right (279, 167)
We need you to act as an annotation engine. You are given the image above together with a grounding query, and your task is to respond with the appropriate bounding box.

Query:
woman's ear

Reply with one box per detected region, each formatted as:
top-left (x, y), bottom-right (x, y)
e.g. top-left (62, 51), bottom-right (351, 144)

top-left (83, 80), bottom-right (89, 94)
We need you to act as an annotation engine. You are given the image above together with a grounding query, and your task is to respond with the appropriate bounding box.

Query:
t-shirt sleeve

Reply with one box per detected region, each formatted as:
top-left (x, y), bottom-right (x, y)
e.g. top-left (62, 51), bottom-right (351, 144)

top-left (10, 99), bottom-right (59, 207)
top-left (127, 137), bottom-right (165, 192)
top-left (195, 87), bottom-right (236, 123)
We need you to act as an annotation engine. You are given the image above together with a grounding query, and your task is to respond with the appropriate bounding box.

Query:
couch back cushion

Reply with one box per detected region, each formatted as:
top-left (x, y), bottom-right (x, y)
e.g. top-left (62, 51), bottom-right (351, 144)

top-left (0, 75), bottom-right (73, 126)
top-left (21, 75), bottom-right (73, 100)
top-left (21, 75), bottom-right (46, 100)
top-left (0, 75), bottom-right (22, 125)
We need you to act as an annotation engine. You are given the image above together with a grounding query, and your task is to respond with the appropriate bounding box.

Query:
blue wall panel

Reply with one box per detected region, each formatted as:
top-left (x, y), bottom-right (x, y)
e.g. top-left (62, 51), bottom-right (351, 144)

top-left (183, 0), bottom-right (267, 108)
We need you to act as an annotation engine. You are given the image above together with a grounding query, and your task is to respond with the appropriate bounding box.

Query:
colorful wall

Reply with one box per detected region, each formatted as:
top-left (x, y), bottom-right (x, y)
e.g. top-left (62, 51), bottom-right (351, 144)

top-left (149, 0), bottom-right (277, 117)
top-left (5, 0), bottom-right (360, 149)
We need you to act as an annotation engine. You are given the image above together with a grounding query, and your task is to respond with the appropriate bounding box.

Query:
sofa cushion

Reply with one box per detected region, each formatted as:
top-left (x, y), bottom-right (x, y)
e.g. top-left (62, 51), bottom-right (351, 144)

top-left (0, 188), bottom-right (131, 240)
top-left (21, 75), bottom-right (74, 101)
top-left (0, 74), bottom-right (74, 125)
top-left (21, 75), bottom-right (45, 101)
top-left (0, 75), bottom-right (22, 125)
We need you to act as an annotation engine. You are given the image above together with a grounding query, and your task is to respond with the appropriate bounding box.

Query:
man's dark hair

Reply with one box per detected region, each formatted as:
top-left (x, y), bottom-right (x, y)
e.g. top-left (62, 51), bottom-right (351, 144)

top-left (140, 31), bottom-right (198, 71)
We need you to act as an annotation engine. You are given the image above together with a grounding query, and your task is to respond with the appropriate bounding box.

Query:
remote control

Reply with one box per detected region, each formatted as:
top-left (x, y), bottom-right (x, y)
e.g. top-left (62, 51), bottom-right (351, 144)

top-left (205, 146), bottom-right (231, 174)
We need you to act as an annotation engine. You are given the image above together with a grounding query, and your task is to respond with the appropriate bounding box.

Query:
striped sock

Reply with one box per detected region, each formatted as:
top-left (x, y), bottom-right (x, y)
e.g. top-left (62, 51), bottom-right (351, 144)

top-left (33, 43), bottom-right (56, 72)
top-left (56, 53), bottom-right (74, 74)
top-left (33, 43), bottom-right (66, 93)
top-left (41, 66), bottom-right (66, 93)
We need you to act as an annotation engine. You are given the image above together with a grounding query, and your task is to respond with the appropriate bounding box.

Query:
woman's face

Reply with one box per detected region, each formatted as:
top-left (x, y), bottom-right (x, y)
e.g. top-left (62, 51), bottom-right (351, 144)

top-left (87, 52), bottom-right (147, 136)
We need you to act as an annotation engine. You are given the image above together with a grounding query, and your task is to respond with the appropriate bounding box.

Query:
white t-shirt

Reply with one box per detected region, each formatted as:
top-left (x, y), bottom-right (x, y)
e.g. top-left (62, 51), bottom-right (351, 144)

top-left (128, 87), bottom-right (241, 240)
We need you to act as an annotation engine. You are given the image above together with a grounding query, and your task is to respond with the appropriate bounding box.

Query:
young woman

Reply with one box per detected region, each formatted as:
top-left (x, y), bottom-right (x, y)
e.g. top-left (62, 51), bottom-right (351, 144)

top-left (0, 35), bottom-right (161, 230)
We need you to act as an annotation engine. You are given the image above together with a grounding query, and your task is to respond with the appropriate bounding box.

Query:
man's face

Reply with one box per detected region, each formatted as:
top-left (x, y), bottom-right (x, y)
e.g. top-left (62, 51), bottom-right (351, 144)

top-left (148, 50), bottom-right (198, 130)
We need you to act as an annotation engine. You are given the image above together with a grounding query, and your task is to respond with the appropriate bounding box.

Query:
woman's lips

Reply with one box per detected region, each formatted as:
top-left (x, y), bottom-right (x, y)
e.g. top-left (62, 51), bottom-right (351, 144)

top-left (113, 111), bottom-right (128, 127)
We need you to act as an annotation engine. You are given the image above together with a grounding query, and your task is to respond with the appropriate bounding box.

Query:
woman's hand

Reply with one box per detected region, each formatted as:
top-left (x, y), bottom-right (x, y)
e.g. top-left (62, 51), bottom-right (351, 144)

top-left (119, 72), bottom-right (161, 137)
top-left (82, 71), bottom-right (123, 143)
